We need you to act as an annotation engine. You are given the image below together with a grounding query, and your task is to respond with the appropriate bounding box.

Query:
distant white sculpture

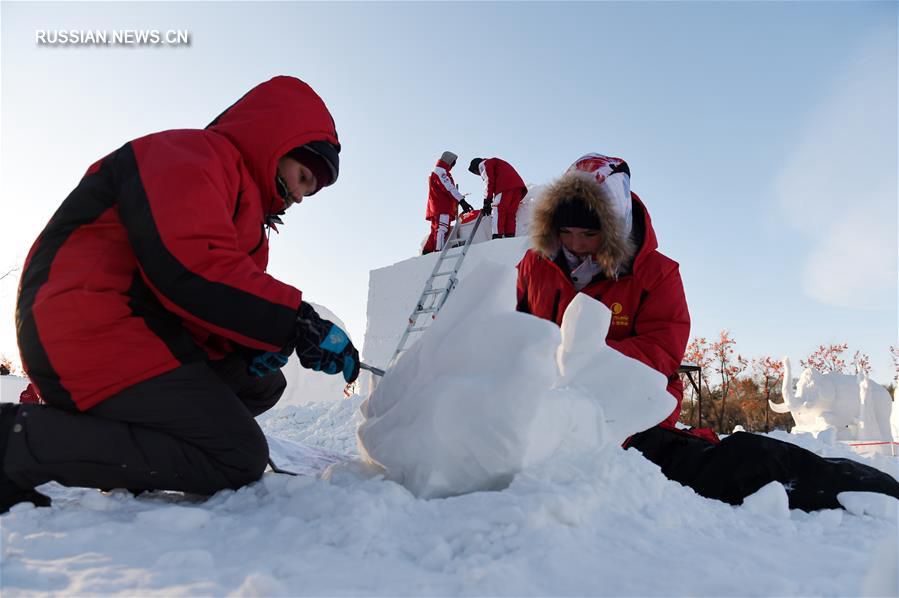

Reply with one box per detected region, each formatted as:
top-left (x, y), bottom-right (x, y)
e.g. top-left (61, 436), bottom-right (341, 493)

top-left (892, 386), bottom-right (899, 442)
top-left (769, 358), bottom-right (894, 442)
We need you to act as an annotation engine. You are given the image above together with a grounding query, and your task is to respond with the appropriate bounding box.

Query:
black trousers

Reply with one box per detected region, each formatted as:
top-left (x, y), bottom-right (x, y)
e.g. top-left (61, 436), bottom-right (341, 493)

top-left (629, 426), bottom-right (899, 511)
top-left (4, 354), bottom-right (286, 495)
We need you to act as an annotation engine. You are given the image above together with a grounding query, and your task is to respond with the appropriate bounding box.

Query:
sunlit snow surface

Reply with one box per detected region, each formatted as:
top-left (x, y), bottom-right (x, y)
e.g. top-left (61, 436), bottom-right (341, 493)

top-left (2, 387), bottom-right (897, 596)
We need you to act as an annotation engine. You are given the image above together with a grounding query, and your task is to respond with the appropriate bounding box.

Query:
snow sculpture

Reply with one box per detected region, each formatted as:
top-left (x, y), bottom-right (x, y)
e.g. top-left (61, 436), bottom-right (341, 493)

top-left (357, 261), bottom-right (672, 499)
top-left (892, 386), bottom-right (899, 443)
top-left (769, 358), bottom-right (893, 442)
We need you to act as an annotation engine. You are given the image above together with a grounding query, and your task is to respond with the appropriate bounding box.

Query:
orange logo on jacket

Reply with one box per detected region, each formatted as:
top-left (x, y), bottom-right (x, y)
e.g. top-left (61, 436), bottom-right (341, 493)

top-left (610, 302), bottom-right (630, 327)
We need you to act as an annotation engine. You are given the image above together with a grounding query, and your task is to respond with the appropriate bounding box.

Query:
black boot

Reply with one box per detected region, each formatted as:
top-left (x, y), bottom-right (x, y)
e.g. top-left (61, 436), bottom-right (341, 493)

top-left (492, 233), bottom-right (502, 240)
top-left (0, 403), bottom-right (51, 513)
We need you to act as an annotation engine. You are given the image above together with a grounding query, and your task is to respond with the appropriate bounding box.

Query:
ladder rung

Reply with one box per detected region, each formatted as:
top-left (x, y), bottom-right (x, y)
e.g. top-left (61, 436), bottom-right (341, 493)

top-left (392, 211), bottom-right (485, 365)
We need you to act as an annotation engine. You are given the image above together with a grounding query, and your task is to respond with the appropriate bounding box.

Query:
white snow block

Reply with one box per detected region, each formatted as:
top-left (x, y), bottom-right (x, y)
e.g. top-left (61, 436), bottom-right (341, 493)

top-left (838, 491), bottom-right (899, 521)
top-left (740, 481), bottom-right (790, 519)
top-left (556, 293), bottom-right (675, 449)
top-left (358, 261), bottom-right (676, 499)
top-left (357, 261), bottom-right (561, 498)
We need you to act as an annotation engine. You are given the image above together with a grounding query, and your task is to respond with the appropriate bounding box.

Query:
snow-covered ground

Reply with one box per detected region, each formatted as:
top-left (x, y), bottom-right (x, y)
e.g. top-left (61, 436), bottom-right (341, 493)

top-left (2, 392), bottom-right (897, 596)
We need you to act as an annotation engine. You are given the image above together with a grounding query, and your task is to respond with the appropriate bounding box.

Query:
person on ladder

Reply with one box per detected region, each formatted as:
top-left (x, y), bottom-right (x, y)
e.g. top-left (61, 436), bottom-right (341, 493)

top-left (468, 157), bottom-right (527, 239)
top-left (423, 151), bottom-right (473, 255)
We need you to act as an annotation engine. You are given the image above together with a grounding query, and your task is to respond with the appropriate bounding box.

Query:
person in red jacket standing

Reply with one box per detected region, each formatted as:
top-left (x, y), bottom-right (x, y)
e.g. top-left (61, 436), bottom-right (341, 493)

top-left (468, 157), bottom-right (527, 239)
top-left (517, 153), bottom-right (899, 511)
top-left (0, 76), bottom-right (360, 513)
top-left (423, 151), bottom-right (473, 255)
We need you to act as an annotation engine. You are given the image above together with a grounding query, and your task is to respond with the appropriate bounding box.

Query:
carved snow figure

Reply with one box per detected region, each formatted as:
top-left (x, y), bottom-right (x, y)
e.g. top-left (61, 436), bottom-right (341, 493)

top-left (769, 358), bottom-right (894, 442)
top-left (891, 386), bottom-right (899, 443)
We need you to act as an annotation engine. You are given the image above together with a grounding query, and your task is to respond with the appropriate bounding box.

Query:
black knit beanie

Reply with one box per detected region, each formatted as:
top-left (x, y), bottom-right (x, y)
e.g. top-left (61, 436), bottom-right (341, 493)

top-left (468, 158), bottom-right (483, 175)
top-left (285, 140), bottom-right (339, 194)
top-left (553, 198), bottom-right (601, 230)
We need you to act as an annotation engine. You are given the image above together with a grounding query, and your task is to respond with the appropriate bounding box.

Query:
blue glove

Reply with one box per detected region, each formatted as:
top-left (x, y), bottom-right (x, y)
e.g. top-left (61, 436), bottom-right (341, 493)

top-left (295, 303), bottom-right (360, 383)
top-left (247, 349), bottom-right (291, 377)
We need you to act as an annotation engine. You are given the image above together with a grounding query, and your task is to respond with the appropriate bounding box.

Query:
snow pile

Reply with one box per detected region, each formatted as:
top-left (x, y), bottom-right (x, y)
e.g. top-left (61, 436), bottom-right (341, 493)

top-left (357, 261), bottom-right (673, 499)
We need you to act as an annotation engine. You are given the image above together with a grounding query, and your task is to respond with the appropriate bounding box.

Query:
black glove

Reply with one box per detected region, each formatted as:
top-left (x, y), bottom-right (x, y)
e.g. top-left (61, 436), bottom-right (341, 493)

top-left (294, 302), bottom-right (360, 383)
top-left (459, 199), bottom-right (474, 214)
top-left (481, 197), bottom-right (493, 216)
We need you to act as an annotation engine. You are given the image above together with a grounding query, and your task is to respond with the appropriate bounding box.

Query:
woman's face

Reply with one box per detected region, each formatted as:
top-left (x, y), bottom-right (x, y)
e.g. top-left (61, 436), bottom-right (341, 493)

top-left (559, 227), bottom-right (602, 258)
top-left (277, 156), bottom-right (318, 208)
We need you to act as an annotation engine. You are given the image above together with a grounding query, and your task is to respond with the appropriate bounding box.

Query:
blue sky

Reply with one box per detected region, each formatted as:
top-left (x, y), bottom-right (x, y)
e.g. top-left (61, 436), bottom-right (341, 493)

top-left (0, 1), bottom-right (896, 381)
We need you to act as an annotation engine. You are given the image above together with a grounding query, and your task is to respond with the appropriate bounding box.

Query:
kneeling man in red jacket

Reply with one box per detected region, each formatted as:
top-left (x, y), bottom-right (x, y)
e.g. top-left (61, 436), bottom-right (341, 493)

top-left (0, 76), bottom-right (360, 513)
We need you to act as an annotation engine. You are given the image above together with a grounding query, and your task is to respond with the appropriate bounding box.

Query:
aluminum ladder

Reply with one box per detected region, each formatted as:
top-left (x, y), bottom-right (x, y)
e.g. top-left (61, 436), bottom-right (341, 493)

top-left (390, 210), bottom-right (486, 366)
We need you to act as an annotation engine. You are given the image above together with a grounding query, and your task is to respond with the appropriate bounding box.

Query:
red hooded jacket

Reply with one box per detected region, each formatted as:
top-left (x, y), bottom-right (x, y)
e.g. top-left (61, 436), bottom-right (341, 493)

top-left (516, 172), bottom-right (690, 429)
top-left (425, 160), bottom-right (464, 219)
top-left (17, 76), bottom-right (340, 411)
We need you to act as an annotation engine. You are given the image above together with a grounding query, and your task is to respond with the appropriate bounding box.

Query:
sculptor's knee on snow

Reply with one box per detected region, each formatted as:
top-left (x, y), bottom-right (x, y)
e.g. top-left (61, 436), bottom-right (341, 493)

top-left (218, 422), bottom-right (270, 490)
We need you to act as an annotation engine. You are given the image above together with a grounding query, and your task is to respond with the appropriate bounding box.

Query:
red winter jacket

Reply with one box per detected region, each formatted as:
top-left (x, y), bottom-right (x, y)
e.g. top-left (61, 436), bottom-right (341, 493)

top-left (516, 173), bottom-right (690, 429)
top-left (479, 157), bottom-right (527, 200)
top-left (425, 160), bottom-right (464, 219)
top-left (16, 76), bottom-right (340, 411)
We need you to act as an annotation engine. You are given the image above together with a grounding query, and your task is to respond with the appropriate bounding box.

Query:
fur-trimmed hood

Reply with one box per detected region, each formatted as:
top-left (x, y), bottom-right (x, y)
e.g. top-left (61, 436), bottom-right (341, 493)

top-left (531, 169), bottom-right (639, 278)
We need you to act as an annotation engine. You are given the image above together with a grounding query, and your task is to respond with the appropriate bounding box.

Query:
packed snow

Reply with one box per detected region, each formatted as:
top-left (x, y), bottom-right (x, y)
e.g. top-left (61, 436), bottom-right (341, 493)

top-left (2, 211), bottom-right (898, 596)
top-left (2, 387), bottom-right (898, 596)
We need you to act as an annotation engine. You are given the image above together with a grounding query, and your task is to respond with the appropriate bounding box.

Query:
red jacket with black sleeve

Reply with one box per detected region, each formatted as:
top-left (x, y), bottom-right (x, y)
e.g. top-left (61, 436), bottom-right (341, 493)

top-left (16, 76), bottom-right (340, 411)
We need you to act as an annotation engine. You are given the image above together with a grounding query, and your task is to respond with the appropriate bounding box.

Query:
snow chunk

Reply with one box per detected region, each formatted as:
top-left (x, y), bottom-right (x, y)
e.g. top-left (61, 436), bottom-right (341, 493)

top-left (741, 481), bottom-right (790, 519)
top-left (556, 293), bottom-right (675, 449)
top-left (837, 491), bottom-right (899, 521)
top-left (358, 261), bottom-right (672, 499)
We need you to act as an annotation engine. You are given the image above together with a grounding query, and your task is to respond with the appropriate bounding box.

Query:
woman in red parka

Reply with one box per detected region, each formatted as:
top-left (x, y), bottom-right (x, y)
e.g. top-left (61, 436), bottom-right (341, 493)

top-left (517, 153), bottom-right (899, 511)
top-left (0, 76), bottom-right (360, 513)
